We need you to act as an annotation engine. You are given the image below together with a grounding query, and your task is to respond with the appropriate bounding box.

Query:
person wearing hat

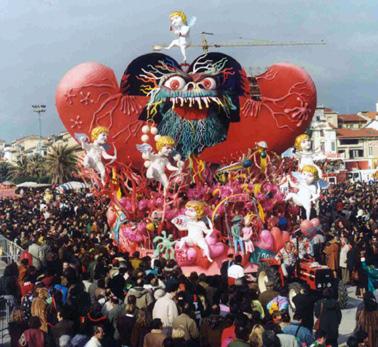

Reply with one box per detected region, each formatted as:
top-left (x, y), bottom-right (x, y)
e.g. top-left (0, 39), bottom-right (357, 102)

top-left (231, 215), bottom-right (244, 255)
top-left (153, 280), bottom-right (179, 333)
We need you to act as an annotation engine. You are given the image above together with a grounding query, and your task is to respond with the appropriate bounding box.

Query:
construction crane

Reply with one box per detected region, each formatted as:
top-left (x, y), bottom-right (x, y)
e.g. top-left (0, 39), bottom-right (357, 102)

top-left (153, 32), bottom-right (326, 54)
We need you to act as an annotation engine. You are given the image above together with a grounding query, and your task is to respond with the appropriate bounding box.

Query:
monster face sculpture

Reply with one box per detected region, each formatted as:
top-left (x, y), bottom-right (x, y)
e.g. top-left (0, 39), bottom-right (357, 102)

top-left (121, 53), bottom-right (243, 158)
top-left (56, 52), bottom-right (317, 165)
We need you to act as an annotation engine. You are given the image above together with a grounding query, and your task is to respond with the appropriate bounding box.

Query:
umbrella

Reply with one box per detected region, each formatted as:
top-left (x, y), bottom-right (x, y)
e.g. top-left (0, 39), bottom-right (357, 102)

top-left (1, 181), bottom-right (15, 186)
top-left (16, 182), bottom-right (51, 188)
top-left (57, 181), bottom-right (88, 192)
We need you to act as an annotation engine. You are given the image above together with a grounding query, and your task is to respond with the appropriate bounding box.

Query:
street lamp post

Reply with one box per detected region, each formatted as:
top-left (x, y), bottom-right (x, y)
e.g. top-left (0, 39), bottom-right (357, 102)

top-left (32, 104), bottom-right (46, 156)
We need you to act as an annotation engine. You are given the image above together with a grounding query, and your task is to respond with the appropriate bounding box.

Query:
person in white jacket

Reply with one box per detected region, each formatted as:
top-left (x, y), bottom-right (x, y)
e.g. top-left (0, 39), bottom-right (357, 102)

top-left (339, 237), bottom-right (351, 284)
top-left (152, 280), bottom-right (179, 332)
top-left (84, 326), bottom-right (104, 347)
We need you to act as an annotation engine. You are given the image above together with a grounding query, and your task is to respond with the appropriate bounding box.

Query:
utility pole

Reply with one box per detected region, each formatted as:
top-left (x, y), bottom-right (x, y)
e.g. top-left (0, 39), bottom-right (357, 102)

top-left (32, 104), bottom-right (46, 156)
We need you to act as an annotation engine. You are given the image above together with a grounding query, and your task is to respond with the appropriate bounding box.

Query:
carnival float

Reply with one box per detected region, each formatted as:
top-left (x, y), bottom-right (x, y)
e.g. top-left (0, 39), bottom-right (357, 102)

top-left (55, 10), bottom-right (334, 279)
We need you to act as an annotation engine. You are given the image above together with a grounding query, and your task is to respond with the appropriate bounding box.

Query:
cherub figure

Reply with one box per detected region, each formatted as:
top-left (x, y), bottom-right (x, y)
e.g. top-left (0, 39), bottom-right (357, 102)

top-left (294, 134), bottom-right (325, 177)
top-left (241, 213), bottom-right (255, 254)
top-left (165, 10), bottom-right (196, 63)
top-left (172, 200), bottom-right (213, 262)
top-left (137, 136), bottom-right (180, 193)
top-left (285, 165), bottom-right (321, 220)
top-left (77, 126), bottom-right (117, 185)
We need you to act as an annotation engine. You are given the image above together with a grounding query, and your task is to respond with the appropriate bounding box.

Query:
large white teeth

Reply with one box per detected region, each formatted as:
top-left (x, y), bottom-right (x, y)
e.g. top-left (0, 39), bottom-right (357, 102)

top-left (203, 97), bottom-right (209, 108)
top-left (169, 96), bottom-right (214, 109)
top-left (195, 97), bottom-right (202, 110)
top-left (210, 97), bottom-right (220, 105)
top-left (170, 97), bottom-right (175, 108)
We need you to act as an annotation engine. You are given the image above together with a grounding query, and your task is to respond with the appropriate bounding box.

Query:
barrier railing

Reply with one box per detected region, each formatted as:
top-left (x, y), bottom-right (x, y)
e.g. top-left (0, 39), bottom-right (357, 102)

top-left (0, 296), bottom-right (11, 343)
top-left (0, 234), bottom-right (24, 264)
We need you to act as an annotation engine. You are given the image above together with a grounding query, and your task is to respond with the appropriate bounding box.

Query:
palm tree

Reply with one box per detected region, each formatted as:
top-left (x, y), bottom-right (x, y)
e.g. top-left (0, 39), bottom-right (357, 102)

top-left (0, 161), bottom-right (12, 182)
top-left (27, 154), bottom-right (47, 180)
top-left (9, 155), bottom-right (30, 181)
top-left (45, 144), bottom-right (79, 184)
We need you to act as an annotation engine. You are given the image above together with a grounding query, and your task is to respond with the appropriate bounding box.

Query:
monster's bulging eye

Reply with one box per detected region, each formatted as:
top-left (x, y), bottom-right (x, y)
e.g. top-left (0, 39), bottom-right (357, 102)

top-left (163, 76), bottom-right (186, 90)
top-left (200, 77), bottom-right (217, 90)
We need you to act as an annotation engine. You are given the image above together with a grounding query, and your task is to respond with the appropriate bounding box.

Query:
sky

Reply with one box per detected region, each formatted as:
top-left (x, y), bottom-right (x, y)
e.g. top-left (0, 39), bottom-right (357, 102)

top-left (0, 0), bottom-right (377, 142)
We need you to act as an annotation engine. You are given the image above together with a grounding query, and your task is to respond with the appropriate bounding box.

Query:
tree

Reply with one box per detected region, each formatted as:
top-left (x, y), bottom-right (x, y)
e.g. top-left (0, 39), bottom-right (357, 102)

top-left (27, 154), bottom-right (47, 180)
top-left (0, 161), bottom-right (12, 182)
top-left (9, 156), bottom-right (29, 181)
top-left (45, 144), bottom-right (79, 184)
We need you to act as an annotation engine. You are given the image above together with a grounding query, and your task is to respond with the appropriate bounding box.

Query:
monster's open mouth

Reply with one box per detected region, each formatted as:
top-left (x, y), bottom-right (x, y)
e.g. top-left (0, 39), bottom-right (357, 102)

top-left (168, 96), bottom-right (228, 120)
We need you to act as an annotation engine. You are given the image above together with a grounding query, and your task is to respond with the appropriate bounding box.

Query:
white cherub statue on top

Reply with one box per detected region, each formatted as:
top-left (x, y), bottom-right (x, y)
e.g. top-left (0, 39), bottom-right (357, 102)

top-left (165, 10), bottom-right (196, 63)
top-left (172, 200), bottom-right (213, 262)
top-left (294, 133), bottom-right (326, 177)
top-left (77, 126), bottom-right (117, 185)
top-left (285, 164), bottom-right (322, 220)
top-left (137, 132), bottom-right (181, 193)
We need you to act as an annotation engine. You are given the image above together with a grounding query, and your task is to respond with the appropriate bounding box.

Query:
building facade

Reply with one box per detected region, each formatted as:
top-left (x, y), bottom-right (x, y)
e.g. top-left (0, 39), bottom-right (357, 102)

top-left (1, 132), bottom-right (81, 164)
top-left (309, 105), bottom-right (378, 171)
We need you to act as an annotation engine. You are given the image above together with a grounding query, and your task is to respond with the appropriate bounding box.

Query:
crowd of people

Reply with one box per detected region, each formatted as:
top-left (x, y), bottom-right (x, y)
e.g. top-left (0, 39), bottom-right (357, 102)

top-left (0, 182), bottom-right (377, 347)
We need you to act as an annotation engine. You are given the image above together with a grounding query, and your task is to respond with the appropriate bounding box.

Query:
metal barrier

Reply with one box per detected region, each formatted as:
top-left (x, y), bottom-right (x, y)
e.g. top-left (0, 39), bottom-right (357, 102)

top-left (0, 296), bottom-right (11, 344)
top-left (0, 235), bottom-right (24, 264)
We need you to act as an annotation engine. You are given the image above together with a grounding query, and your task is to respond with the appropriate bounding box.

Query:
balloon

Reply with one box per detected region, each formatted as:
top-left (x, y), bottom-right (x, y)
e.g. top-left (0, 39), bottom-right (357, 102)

top-left (57, 55), bottom-right (316, 166)
top-left (119, 197), bottom-right (132, 211)
top-left (138, 199), bottom-right (148, 210)
top-left (186, 248), bottom-right (197, 263)
top-left (137, 222), bottom-right (146, 234)
top-left (205, 230), bottom-right (225, 258)
top-left (256, 229), bottom-right (274, 251)
top-left (271, 227), bottom-right (291, 253)
top-left (146, 223), bottom-right (155, 232)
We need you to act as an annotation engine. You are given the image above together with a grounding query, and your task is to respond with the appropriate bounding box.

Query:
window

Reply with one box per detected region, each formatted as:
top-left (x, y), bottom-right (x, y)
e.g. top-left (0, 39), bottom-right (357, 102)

top-left (340, 139), bottom-right (359, 145)
top-left (369, 147), bottom-right (373, 156)
top-left (331, 142), bottom-right (336, 152)
top-left (349, 149), bottom-right (364, 159)
top-left (321, 142), bottom-right (325, 152)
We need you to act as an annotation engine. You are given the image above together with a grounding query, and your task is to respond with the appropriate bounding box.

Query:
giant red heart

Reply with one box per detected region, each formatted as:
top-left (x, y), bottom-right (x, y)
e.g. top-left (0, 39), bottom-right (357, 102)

top-left (56, 53), bottom-right (316, 166)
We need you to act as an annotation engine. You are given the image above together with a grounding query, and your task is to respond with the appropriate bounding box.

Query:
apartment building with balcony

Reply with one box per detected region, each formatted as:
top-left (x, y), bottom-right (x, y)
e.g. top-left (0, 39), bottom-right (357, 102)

top-left (310, 105), bottom-right (378, 170)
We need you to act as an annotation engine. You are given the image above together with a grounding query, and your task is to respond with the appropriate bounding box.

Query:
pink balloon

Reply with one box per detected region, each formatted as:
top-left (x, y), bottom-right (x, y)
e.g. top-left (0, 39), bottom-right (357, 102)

top-left (155, 198), bottom-right (163, 206)
top-left (209, 243), bottom-right (225, 258)
top-left (256, 229), bottom-right (274, 251)
top-left (205, 230), bottom-right (225, 258)
top-left (137, 222), bottom-right (146, 234)
top-left (119, 198), bottom-right (132, 211)
top-left (138, 200), bottom-right (148, 210)
top-left (119, 197), bottom-right (128, 208)
top-left (186, 248), bottom-right (197, 263)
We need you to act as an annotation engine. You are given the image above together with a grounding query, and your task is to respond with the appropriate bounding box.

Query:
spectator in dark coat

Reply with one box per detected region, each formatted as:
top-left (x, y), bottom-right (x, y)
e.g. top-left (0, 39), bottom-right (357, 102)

top-left (108, 266), bottom-right (127, 300)
top-left (51, 309), bottom-right (74, 346)
top-left (8, 308), bottom-right (28, 347)
top-left (116, 303), bottom-right (137, 347)
top-left (292, 284), bottom-right (315, 331)
top-left (314, 288), bottom-right (342, 347)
